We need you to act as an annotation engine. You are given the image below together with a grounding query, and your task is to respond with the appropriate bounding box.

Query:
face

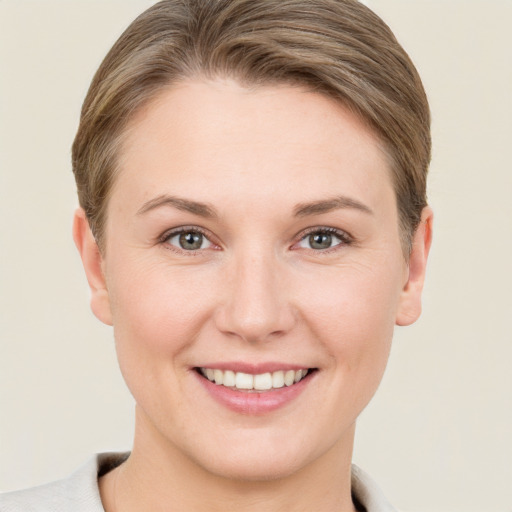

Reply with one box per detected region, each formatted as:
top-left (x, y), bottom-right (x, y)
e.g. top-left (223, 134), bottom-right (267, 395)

top-left (76, 78), bottom-right (430, 481)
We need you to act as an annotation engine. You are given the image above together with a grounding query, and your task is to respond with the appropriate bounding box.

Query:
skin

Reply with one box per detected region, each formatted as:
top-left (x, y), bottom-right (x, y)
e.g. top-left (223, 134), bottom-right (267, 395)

top-left (74, 78), bottom-right (432, 512)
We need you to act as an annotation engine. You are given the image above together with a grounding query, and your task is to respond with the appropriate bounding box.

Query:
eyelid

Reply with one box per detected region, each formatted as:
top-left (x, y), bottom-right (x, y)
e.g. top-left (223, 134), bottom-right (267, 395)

top-left (293, 226), bottom-right (353, 252)
top-left (158, 225), bottom-right (220, 253)
top-left (157, 225), bottom-right (352, 254)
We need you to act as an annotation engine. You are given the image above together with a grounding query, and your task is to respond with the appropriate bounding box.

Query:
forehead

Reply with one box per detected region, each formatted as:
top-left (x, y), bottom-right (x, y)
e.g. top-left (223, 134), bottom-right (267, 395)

top-left (114, 78), bottom-right (394, 213)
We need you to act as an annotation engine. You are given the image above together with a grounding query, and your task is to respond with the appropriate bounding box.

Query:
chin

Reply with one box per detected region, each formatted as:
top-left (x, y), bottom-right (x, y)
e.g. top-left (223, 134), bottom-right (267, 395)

top-left (197, 450), bottom-right (307, 483)
top-left (182, 426), bottom-right (335, 484)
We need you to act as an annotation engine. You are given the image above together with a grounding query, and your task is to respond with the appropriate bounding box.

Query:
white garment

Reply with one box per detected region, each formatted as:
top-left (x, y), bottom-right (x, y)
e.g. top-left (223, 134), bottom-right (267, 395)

top-left (0, 453), bottom-right (396, 512)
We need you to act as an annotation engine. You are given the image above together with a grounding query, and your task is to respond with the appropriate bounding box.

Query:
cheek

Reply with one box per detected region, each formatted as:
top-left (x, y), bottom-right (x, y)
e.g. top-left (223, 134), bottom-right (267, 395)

top-left (105, 260), bottom-right (224, 419)
top-left (312, 282), bottom-right (395, 430)
top-left (107, 260), bottom-right (218, 363)
top-left (297, 261), bottom-right (401, 387)
top-left (298, 257), bottom-right (402, 336)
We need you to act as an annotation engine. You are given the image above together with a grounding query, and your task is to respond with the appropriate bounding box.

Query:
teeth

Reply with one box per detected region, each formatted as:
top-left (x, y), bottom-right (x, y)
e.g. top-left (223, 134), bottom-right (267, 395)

top-left (272, 371), bottom-right (285, 388)
top-left (235, 372), bottom-right (253, 390)
top-left (223, 370), bottom-right (236, 387)
top-left (200, 368), bottom-right (310, 390)
top-left (284, 370), bottom-right (295, 386)
top-left (214, 369), bottom-right (223, 385)
top-left (295, 369), bottom-right (307, 383)
top-left (254, 373), bottom-right (272, 390)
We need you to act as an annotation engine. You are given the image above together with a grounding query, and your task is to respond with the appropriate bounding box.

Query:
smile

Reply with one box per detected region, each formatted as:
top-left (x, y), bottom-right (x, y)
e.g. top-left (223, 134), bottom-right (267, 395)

top-left (194, 365), bottom-right (317, 414)
top-left (198, 368), bottom-right (311, 391)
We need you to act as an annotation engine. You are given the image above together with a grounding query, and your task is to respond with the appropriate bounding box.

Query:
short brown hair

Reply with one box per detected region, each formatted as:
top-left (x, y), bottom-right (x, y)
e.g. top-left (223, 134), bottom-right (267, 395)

top-left (72, 0), bottom-right (430, 253)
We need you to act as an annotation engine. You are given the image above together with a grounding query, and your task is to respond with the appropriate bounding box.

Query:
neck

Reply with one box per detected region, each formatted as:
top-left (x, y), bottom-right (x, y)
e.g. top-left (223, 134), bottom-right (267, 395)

top-left (100, 408), bottom-right (358, 512)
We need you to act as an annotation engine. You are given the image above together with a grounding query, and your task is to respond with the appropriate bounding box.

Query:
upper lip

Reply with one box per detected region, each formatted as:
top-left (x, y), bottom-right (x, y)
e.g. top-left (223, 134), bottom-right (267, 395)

top-left (194, 362), bottom-right (313, 374)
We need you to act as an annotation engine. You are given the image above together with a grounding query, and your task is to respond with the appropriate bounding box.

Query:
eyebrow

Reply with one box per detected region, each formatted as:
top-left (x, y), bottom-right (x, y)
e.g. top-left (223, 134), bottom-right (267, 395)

top-left (137, 194), bottom-right (373, 219)
top-left (137, 195), bottom-right (218, 218)
top-left (293, 196), bottom-right (374, 217)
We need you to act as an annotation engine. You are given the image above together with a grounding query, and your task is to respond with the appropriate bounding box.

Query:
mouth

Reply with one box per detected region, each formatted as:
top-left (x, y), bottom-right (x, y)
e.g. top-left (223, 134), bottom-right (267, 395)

top-left (194, 365), bottom-right (318, 414)
top-left (195, 367), bottom-right (315, 392)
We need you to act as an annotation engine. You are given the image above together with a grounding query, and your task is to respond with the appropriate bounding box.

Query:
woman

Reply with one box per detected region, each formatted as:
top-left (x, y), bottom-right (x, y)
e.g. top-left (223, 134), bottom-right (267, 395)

top-left (1, 0), bottom-right (432, 510)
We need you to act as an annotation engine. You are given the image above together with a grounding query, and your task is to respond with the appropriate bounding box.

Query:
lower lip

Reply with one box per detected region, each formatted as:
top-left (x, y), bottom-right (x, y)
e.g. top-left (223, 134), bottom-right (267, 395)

top-left (195, 371), bottom-right (314, 415)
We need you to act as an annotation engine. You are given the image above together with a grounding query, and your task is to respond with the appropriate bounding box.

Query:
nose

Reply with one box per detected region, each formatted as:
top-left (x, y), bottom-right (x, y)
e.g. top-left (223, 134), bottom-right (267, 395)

top-left (214, 249), bottom-right (297, 344)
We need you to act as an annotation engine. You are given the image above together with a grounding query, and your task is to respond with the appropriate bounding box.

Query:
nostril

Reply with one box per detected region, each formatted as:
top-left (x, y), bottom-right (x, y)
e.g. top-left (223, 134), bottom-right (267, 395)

top-left (213, 303), bottom-right (297, 344)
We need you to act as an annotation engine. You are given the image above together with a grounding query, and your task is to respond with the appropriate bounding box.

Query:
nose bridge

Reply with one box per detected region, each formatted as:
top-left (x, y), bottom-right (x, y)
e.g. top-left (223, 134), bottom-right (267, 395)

top-left (215, 242), bottom-right (295, 343)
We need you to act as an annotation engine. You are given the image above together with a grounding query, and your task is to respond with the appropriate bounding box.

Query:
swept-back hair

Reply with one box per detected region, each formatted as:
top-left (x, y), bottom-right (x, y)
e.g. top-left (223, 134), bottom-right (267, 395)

top-left (72, 0), bottom-right (430, 253)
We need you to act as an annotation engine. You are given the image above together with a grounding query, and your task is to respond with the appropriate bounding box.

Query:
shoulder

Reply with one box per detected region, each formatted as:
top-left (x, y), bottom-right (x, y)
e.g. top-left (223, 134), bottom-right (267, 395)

top-left (0, 453), bottom-right (128, 512)
top-left (351, 465), bottom-right (398, 512)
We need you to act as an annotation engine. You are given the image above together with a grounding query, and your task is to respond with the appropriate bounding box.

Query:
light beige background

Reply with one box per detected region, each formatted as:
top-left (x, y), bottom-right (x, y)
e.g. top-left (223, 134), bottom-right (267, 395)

top-left (1, 1), bottom-right (511, 511)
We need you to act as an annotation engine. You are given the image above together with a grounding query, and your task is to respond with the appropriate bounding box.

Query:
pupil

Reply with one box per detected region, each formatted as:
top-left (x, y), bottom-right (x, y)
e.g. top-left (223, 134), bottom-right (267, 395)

top-left (179, 232), bottom-right (202, 250)
top-left (310, 233), bottom-right (332, 250)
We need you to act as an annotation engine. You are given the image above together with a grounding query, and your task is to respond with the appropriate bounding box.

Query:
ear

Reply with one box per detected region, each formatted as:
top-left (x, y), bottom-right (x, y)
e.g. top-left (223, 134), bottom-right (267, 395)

top-left (395, 206), bottom-right (433, 326)
top-left (72, 208), bottom-right (113, 326)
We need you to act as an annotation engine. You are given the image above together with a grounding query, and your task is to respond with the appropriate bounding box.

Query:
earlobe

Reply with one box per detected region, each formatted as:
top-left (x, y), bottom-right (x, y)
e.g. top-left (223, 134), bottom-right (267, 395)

top-left (72, 208), bottom-right (113, 326)
top-left (395, 207), bottom-right (433, 327)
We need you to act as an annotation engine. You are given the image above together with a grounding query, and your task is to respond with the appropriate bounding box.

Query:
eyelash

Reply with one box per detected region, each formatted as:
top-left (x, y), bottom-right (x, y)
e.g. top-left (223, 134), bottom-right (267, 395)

top-left (295, 227), bottom-right (353, 253)
top-left (158, 226), bottom-right (218, 255)
top-left (158, 226), bottom-right (353, 254)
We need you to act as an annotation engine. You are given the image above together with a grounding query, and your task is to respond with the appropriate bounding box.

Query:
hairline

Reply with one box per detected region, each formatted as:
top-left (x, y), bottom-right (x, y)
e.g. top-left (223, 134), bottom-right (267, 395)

top-left (94, 73), bottom-right (411, 258)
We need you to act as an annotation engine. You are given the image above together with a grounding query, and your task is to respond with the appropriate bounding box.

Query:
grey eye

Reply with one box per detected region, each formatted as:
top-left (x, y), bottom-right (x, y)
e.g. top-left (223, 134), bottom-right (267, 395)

top-left (167, 230), bottom-right (212, 251)
top-left (179, 232), bottom-right (203, 250)
top-left (297, 230), bottom-right (346, 251)
top-left (309, 232), bottom-right (333, 250)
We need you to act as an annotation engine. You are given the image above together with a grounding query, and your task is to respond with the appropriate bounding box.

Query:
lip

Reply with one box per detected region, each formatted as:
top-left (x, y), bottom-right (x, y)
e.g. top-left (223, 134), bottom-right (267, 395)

top-left (197, 361), bottom-right (308, 374)
top-left (194, 364), bottom-right (316, 415)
